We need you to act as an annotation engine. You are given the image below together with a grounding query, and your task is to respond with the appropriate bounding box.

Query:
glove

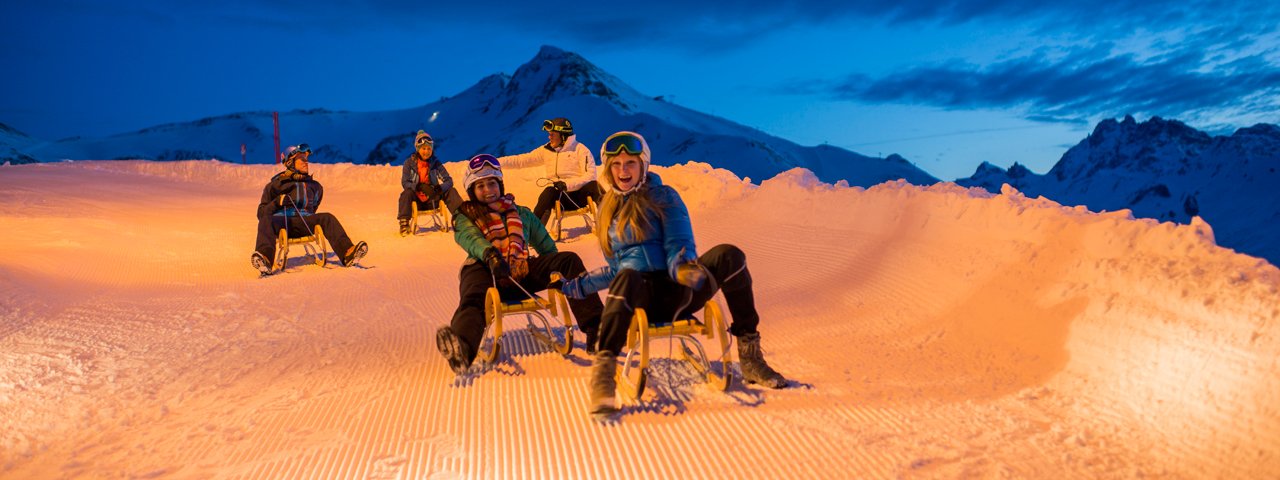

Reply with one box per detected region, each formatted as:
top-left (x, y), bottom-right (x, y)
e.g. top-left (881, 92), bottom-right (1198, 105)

top-left (675, 263), bottom-right (708, 290)
top-left (552, 180), bottom-right (567, 192)
top-left (417, 183), bottom-right (437, 197)
top-left (546, 278), bottom-right (564, 291)
top-left (290, 172), bottom-right (308, 181)
top-left (484, 248), bottom-right (510, 279)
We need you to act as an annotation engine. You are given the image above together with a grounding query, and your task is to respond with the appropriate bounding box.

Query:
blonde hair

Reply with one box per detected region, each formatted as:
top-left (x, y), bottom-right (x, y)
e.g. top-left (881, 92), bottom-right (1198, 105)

top-left (597, 153), bottom-right (664, 256)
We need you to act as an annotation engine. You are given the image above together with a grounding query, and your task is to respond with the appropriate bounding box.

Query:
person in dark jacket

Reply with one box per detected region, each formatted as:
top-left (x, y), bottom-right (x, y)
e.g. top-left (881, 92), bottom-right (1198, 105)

top-left (398, 130), bottom-right (463, 236)
top-left (554, 131), bottom-right (788, 416)
top-left (251, 144), bottom-right (368, 275)
top-left (434, 154), bottom-right (604, 375)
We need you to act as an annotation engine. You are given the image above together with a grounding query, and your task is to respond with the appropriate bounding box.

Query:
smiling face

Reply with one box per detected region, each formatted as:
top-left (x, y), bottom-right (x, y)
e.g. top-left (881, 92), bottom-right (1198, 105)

top-left (472, 177), bottom-right (503, 203)
top-left (416, 143), bottom-right (433, 158)
top-left (608, 152), bottom-right (643, 192)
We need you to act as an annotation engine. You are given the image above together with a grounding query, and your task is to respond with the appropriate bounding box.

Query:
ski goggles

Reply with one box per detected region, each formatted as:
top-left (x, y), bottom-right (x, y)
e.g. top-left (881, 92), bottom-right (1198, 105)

top-left (468, 154), bottom-right (500, 171)
top-left (415, 133), bottom-right (434, 147)
top-left (602, 134), bottom-right (645, 156)
top-left (542, 119), bottom-right (572, 134)
top-left (288, 144), bottom-right (312, 160)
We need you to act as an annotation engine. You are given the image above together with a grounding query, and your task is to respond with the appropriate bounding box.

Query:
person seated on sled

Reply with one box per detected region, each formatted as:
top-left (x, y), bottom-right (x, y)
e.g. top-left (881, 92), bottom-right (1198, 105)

top-left (497, 117), bottom-right (600, 225)
top-left (552, 131), bottom-right (788, 415)
top-left (398, 130), bottom-right (463, 235)
top-left (434, 154), bottom-right (605, 375)
top-left (250, 144), bottom-right (368, 274)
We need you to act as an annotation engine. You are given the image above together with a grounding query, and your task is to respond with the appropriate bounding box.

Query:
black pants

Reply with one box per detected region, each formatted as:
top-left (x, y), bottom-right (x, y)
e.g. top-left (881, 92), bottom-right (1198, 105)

top-left (596, 244), bottom-right (760, 354)
top-left (532, 180), bottom-right (601, 224)
top-left (254, 213), bottom-right (355, 264)
top-left (398, 187), bottom-right (463, 219)
top-left (449, 252), bottom-right (604, 362)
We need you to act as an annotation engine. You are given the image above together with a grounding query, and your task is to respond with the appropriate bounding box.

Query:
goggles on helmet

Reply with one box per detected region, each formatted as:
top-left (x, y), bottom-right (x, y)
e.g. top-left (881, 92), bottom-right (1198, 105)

top-left (542, 119), bottom-right (572, 134)
top-left (415, 132), bottom-right (434, 147)
top-left (468, 154), bottom-right (500, 171)
top-left (602, 134), bottom-right (645, 156)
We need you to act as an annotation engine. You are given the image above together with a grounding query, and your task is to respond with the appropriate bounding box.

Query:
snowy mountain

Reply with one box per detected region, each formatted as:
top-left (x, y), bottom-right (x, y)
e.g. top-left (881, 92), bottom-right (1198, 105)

top-left (0, 122), bottom-right (39, 165)
top-left (957, 115), bottom-right (1280, 265)
top-left (2, 46), bottom-right (937, 187)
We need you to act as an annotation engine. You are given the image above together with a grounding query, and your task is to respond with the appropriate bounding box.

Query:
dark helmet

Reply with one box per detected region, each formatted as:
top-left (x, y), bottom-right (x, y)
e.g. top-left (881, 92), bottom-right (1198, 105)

top-left (542, 117), bottom-right (573, 136)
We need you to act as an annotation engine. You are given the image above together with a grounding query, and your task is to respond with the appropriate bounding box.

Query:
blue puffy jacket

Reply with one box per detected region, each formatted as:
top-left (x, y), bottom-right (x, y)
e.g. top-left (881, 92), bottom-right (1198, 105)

top-left (562, 172), bottom-right (698, 298)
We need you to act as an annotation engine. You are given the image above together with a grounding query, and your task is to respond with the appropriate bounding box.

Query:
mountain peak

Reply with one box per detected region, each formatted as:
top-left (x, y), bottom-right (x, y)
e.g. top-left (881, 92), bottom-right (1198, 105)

top-left (496, 45), bottom-right (639, 116)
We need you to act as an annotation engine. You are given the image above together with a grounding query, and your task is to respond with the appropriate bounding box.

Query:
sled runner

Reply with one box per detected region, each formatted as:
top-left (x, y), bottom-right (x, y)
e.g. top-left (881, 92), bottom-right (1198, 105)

top-left (616, 299), bottom-right (732, 401)
top-left (273, 225), bottom-right (327, 273)
top-left (409, 199), bottom-right (451, 235)
top-left (548, 197), bottom-right (596, 242)
top-left (476, 273), bottom-right (575, 365)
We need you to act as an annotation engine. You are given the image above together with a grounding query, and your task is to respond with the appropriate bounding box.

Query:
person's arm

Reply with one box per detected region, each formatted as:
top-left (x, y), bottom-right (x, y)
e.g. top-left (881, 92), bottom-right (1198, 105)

top-left (452, 212), bottom-right (492, 260)
top-left (560, 146), bottom-right (596, 191)
top-left (434, 158), bottom-right (454, 191)
top-left (256, 176), bottom-right (284, 219)
top-left (497, 147), bottom-right (545, 169)
top-left (658, 187), bottom-right (698, 279)
top-left (401, 156), bottom-right (417, 191)
top-left (522, 208), bottom-right (558, 256)
top-left (561, 264), bottom-right (616, 299)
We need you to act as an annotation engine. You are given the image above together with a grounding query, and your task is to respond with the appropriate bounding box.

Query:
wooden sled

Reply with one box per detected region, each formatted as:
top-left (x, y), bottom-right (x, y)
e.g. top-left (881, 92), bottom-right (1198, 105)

top-left (476, 273), bottom-right (575, 365)
top-left (273, 224), bottom-right (327, 273)
top-left (616, 299), bottom-right (732, 401)
top-left (410, 199), bottom-right (451, 235)
top-left (549, 197), bottom-right (596, 242)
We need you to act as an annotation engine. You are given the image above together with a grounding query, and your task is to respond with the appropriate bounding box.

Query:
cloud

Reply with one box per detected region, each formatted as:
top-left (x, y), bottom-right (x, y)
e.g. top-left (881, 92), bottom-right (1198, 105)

top-left (814, 43), bottom-right (1280, 124)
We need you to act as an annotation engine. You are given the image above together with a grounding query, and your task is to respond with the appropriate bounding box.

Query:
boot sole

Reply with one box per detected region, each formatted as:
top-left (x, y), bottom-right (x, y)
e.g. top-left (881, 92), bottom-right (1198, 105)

top-left (436, 328), bottom-right (469, 375)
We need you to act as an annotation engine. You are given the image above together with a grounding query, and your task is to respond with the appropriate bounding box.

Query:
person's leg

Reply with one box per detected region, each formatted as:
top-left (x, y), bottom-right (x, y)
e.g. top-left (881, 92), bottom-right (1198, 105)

top-left (439, 262), bottom-right (494, 372)
top-left (698, 244), bottom-right (759, 336)
top-left (567, 180), bottom-right (601, 210)
top-left (532, 186), bottom-right (559, 225)
top-left (254, 215), bottom-right (287, 263)
top-left (398, 189), bottom-right (416, 220)
top-left (307, 212), bottom-right (354, 259)
top-left (699, 244), bottom-right (786, 387)
top-left (442, 187), bottom-right (464, 214)
top-left (596, 269), bottom-right (651, 354)
top-left (525, 252), bottom-right (604, 350)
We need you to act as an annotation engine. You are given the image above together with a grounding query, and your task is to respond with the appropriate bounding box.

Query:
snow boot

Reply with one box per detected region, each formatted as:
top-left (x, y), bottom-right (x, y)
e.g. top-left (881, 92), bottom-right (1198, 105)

top-left (436, 326), bottom-right (472, 375)
top-left (737, 332), bottom-right (787, 388)
top-left (583, 328), bottom-right (599, 355)
top-left (342, 241), bottom-right (368, 267)
top-left (398, 218), bottom-right (411, 236)
top-left (251, 252), bottom-right (273, 276)
top-left (589, 350), bottom-right (619, 416)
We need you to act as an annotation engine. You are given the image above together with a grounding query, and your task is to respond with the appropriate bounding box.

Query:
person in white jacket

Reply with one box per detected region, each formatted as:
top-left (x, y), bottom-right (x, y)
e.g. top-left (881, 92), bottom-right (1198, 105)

top-left (497, 117), bottom-right (601, 224)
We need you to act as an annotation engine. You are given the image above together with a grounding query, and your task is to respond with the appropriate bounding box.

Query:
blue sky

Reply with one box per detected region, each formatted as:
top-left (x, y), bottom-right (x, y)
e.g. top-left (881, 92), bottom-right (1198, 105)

top-left (3, 1), bottom-right (1277, 180)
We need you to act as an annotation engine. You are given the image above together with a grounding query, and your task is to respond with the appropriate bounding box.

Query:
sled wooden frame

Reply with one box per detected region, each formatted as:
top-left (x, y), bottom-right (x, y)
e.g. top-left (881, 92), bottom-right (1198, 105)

top-left (549, 196), bottom-right (596, 242)
top-left (410, 198), bottom-right (451, 234)
top-left (273, 225), bottom-right (327, 273)
top-left (476, 273), bottom-right (575, 365)
top-left (616, 300), bottom-right (732, 402)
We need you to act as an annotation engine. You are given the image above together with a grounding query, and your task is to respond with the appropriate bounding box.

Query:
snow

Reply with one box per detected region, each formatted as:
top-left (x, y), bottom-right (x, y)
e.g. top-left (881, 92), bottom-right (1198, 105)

top-left (1, 160), bottom-right (1277, 478)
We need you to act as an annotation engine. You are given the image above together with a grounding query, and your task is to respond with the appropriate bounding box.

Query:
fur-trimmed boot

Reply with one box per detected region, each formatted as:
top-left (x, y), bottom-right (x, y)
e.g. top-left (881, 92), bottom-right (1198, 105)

top-left (589, 350), bottom-right (619, 416)
top-left (737, 332), bottom-right (787, 388)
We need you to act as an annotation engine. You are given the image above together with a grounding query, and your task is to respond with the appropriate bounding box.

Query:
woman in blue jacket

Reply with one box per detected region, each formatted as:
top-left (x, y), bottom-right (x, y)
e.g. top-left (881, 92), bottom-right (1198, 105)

top-left (556, 131), bottom-right (787, 415)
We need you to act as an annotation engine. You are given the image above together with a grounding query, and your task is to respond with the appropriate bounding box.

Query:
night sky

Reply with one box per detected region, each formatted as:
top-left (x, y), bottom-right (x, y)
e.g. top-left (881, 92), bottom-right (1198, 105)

top-left (3, 0), bottom-right (1277, 180)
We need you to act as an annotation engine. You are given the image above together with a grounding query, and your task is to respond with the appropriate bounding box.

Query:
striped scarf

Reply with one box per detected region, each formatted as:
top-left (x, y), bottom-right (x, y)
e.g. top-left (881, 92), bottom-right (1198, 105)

top-left (466, 194), bottom-right (529, 280)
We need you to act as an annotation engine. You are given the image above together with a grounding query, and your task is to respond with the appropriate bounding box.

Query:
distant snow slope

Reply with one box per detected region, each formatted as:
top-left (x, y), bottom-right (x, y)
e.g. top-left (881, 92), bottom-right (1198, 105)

top-left (7, 46), bottom-right (936, 187)
top-left (959, 115), bottom-right (1280, 267)
top-left (0, 160), bottom-right (1276, 478)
